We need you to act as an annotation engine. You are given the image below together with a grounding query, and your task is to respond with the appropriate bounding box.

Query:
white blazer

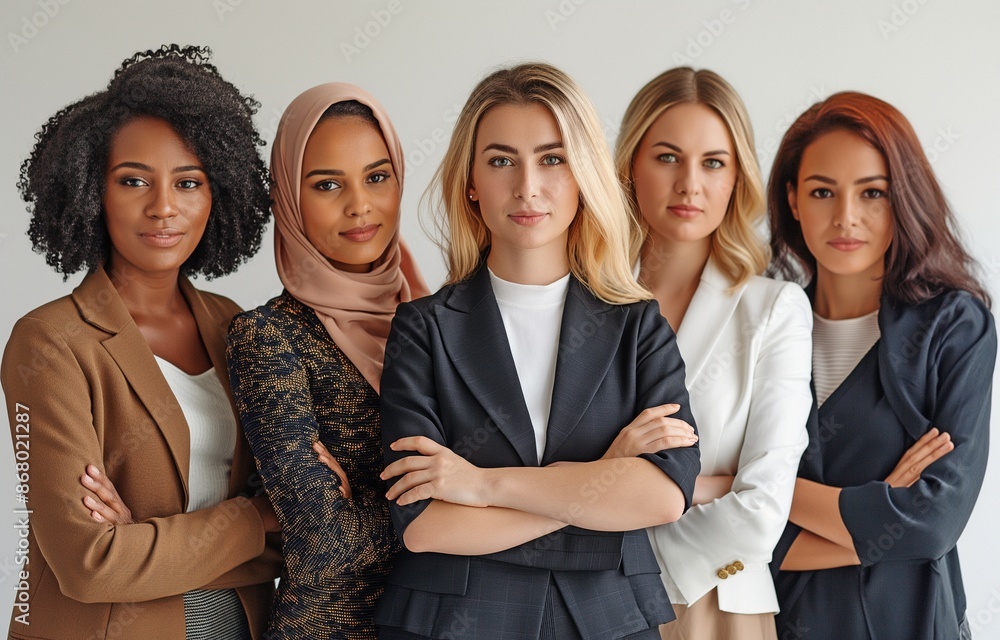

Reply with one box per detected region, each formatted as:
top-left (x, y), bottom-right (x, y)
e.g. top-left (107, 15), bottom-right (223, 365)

top-left (647, 259), bottom-right (813, 614)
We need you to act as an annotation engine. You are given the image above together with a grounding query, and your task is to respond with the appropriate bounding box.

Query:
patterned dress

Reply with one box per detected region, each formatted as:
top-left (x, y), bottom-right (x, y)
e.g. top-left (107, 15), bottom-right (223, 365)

top-left (227, 292), bottom-right (400, 639)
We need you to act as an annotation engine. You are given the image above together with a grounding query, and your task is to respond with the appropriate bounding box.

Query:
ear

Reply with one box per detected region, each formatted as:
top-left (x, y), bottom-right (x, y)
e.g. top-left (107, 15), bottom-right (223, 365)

top-left (786, 182), bottom-right (799, 221)
top-left (468, 184), bottom-right (478, 202)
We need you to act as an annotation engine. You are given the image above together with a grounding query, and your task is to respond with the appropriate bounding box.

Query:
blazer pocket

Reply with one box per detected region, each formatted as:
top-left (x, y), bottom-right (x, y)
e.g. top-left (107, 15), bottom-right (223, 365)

top-left (620, 529), bottom-right (662, 576)
top-left (384, 551), bottom-right (469, 595)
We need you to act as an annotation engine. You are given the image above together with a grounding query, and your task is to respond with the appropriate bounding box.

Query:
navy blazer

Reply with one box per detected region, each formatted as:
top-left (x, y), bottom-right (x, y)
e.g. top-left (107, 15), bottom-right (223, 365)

top-left (772, 289), bottom-right (996, 640)
top-left (375, 265), bottom-right (701, 639)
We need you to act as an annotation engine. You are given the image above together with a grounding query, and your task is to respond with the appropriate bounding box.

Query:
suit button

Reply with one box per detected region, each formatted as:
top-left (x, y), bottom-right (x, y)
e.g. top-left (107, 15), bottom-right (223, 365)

top-left (717, 568), bottom-right (729, 580)
top-left (734, 561), bottom-right (745, 571)
top-left (726, 564), bottom-right (738, 575)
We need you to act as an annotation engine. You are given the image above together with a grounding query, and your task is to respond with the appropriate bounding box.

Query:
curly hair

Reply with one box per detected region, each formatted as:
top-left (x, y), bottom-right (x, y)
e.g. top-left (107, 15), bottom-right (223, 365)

top-left (17, 44), bottom-right (271, 279)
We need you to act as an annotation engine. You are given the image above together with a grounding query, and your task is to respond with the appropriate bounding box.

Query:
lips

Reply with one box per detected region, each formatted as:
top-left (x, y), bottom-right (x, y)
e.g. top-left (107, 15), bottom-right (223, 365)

top-left (340, 224), bottom-right (380, 242)
top-left (828, 237), bottom-right (866, 251)
top-left (509, 210), bottom-right (547, 226)
top-left (139, 230), bottom-right (184, 248)
top-left (668, 204), bottom-right (702, 219)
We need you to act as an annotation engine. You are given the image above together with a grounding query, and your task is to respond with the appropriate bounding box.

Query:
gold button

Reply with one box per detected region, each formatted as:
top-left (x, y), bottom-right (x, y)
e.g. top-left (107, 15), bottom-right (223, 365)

top-left (726, 564), bottom-right (737, 575)
top-left (734, 561), bottom-right (745, 571)
top-left (717, 568), bottom-right (729, 580)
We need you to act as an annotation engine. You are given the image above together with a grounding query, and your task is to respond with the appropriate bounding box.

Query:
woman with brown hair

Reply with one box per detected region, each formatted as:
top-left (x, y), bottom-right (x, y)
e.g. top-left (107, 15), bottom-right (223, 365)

top-left (768, 91), bottom-right (995, 640)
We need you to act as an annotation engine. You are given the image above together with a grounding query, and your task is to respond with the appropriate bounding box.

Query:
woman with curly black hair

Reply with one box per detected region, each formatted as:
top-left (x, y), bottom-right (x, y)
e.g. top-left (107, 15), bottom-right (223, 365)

top-left (1, 45), bottom-right (281, 640)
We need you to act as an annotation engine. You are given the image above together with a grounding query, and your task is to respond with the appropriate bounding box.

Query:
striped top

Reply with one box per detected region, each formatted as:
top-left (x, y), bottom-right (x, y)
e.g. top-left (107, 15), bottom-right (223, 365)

top-left (812, 310), bottom-right (881, 406)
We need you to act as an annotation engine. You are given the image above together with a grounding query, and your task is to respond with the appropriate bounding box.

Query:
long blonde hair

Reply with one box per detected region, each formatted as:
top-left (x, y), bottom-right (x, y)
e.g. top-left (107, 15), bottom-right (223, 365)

top-left (615, 67), bottom-right (769, 287)
top-left (428, 62), bottom-right (649, 304)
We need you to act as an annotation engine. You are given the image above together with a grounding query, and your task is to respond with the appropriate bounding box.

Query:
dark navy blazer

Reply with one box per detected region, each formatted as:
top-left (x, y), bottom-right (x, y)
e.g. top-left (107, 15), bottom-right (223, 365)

top-left (375, 265), bottom-right (701, 639)
top-left (772, 289), bottom-right (996, 640)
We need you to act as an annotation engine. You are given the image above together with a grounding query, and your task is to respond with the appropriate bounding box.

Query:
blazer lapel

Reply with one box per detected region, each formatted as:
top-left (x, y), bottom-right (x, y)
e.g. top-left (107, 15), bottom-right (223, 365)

top-left (542, 278), bottom-right (626, 464)
top-left (180, 279), bottom-right (248, 498)
top-left (675, 259), bottom-right (745, 387)
top-left (73, 267), bottom-right (191, 506)
top-left (438, 267), bottom-right (538, 466)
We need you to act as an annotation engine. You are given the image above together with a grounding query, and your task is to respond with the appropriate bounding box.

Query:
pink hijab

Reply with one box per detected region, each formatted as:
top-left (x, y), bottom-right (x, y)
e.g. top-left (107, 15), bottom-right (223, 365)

top-left (270, 83), bottom-right (429, 393)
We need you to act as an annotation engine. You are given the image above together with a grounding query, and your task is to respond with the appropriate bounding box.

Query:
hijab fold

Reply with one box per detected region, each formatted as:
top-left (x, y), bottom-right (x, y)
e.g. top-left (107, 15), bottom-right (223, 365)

top-left (271, 83), bottom-right (429, 393)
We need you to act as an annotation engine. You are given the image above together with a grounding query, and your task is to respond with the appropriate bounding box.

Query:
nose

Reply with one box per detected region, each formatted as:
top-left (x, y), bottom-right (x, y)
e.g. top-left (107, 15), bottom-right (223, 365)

top-left (674, 162), bottom-right (701, 196)
top-left (147, 182), bottom-right (179, 220)
top-left (514, 165), bottom-right (540, 201)
top-left (345, 187), bottom-right (374, 217)
top-left (832, 196), bottom-right (862, 229)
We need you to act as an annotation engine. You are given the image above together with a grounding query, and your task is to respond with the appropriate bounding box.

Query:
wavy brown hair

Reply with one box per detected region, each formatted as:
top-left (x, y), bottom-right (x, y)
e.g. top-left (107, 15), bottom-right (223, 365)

top-left (768, 91), bottom-right (989, 307)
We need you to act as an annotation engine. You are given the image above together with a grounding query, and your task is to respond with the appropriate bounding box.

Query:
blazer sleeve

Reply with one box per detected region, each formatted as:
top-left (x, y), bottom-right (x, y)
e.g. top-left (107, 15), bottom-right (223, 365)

top-left (633, 300), bottom-right (701, 509)
top-left (650, 284), bottom-right (812, 604)
top-left (380, 301), bottom-right (446, 537)
top-left (838, 294), bottom-right (996, 565)
top-left (227, 310), bottom-right (396, 583)
top-left (1, 316), bottom-right (268, 604)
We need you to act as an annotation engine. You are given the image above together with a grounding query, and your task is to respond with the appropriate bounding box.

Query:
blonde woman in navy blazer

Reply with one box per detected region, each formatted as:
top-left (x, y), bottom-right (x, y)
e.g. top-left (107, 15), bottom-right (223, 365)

top-left (375, 63), bottom-right (702, 639)
top-left (612, 68), bottom-right (813, 639)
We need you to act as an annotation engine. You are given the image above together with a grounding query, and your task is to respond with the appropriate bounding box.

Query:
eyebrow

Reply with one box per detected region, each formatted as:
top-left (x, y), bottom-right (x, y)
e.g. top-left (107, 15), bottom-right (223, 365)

top-left (304, 158), bottom-right (391, 178)
top-left (802, 174), bottom-right (890, 185)
top-left (651, 141), bottom-right (730, 156)
top-left (482, 142), bottom-right (564, 154)
top-left (108, 161), bottom-right (206, 173)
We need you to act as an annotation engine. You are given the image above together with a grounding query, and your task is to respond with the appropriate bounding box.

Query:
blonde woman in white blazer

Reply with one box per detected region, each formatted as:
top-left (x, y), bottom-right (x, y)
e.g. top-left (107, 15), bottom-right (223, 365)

top-left (611, 68), bottom-right (813, 639)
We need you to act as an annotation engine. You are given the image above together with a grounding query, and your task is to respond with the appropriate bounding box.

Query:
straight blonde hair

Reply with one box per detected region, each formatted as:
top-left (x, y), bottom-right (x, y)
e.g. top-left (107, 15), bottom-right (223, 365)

top-left (615, 67), bottom-right (769, 288)
top-left (427, 62), bottom-right (649, 304)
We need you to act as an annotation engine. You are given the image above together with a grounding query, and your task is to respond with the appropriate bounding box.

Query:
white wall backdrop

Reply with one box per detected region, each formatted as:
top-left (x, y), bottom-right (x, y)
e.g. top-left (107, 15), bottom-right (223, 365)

top-left (2, 0), bottom-right (999, 635)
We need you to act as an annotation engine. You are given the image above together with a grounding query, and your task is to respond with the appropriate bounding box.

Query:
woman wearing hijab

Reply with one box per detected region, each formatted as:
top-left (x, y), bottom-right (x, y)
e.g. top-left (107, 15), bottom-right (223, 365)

top-left (226, 83), bottom-right (428, 640)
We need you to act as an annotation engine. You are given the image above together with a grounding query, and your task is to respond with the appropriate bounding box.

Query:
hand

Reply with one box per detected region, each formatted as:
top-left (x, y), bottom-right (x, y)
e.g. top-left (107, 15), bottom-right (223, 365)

top-left (381, 436), bottom-right (488, 507)
top-left (80, 464), bottom-right (135, 525)
top-left (249, 494), bottom-right (281, 533)
top-left (600, 403), bottom-right (697, 459)
top-left (884, 427), bottom-right (953, 488)
top-left (312, 440), bottom-right (352, 499)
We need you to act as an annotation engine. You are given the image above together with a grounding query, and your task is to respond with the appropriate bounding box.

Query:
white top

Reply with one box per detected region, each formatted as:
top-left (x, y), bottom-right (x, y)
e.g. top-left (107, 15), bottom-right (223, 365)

top-left (488, 268), bottom-right (570, 462)
top-left (154, 357), bottom-right (236, 512)
top-left (812, 310), bottom-right (881, 406)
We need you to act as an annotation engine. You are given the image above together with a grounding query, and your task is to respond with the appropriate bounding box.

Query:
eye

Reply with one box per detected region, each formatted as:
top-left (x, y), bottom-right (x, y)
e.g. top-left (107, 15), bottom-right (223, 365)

top-left (809, 188), bottom-right (834, 199)
top-left (368, 171), bottom-right (391, 184)
top-left (657, 153), bottom-right (679, 163)
top-left (488, 156), bottom-right (514, 168)
top-left (177, 178), bottom-right (202, 190)
top-left (118, 176), bottom-right (149, 188)
top-left (703, 158), bottom-right (725, 169)
top-left (313, 180), bottom-right (341, 192)
top-left (862, 188), bottom-right (888, 199)
top-left (541, 155), bottom-right (566, 166)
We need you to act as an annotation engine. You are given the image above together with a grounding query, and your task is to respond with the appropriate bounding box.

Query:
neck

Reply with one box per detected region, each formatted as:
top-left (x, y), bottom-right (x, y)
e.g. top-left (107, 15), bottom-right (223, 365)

top-left (486, 241), bottom-right (570, 286)
top-left (639, 232), bottom-right (711, 295)
top-left (106, 259), bottom-right (187, 317)
top-left (813, 266), bottom-right (883, 320)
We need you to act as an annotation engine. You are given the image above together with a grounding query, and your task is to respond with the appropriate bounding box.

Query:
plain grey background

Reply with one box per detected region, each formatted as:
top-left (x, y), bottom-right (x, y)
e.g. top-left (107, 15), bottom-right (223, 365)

top-left (2, 0), bottom-right (999, 635)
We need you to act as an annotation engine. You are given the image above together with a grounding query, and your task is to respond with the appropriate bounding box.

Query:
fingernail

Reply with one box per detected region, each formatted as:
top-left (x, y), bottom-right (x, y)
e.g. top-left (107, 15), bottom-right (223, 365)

top-left (83, 475), bottom-right (94, 484)
top-left (84, 496), bottom-right (93, 505)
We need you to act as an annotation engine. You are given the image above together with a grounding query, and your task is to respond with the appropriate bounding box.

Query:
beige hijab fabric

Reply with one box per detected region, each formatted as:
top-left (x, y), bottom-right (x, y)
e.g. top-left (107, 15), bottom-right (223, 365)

top-left (271, 83), bottom-right (429, 393)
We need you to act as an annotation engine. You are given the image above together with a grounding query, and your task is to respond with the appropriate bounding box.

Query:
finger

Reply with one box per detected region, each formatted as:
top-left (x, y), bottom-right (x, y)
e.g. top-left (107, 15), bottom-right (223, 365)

top-left (651, 435), bottom-right (700, 451)
top-left (381, 455), bottom-right (433, 481)
top-left (395, 483), bottom-right (437, 506)
top-left (83, 473), bottom-right (124, 511)
top-left (905, 432), bottom-right (952, 472)
top-left (385, 470), bottom-right (436, 501)
top-left (909, 436), bottom-right (954, 475)
top-left (83, 495), bottom-right (119, 523)
top-left (389, 436), bottom-right (444, 455)
top-left (312, 440), bottom-right (333, 456)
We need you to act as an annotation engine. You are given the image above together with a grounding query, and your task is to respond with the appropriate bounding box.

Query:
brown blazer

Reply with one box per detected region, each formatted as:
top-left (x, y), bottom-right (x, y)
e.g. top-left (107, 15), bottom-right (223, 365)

top-left (1, 266), bottom-right (281, 640)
